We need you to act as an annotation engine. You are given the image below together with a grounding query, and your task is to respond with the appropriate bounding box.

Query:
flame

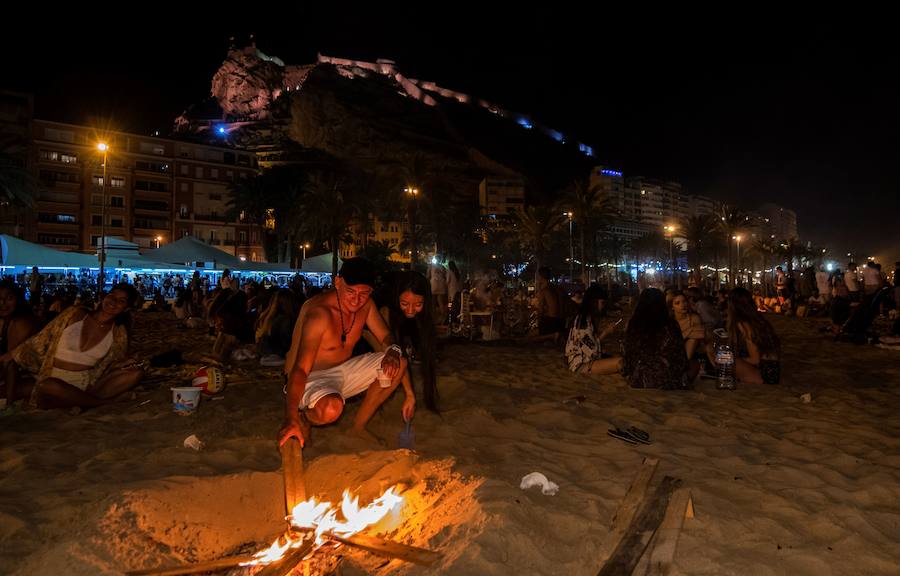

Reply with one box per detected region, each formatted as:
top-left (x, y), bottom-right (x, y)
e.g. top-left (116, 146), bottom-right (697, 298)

top-left (243, 486), bottom-right (403, 565)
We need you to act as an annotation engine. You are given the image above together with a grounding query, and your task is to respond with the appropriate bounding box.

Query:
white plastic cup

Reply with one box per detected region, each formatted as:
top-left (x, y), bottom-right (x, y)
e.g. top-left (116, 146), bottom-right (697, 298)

top-left (171, 387), bottom-right (203, 415)
top-left (376, 368), bottom-right (392, 388)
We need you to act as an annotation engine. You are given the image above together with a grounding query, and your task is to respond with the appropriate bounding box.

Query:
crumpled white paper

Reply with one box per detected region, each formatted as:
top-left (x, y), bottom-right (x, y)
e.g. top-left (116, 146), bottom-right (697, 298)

top-left (519, 472), bottom-right (559, 495)
top-left (183, 434), bottom-right (204, 451)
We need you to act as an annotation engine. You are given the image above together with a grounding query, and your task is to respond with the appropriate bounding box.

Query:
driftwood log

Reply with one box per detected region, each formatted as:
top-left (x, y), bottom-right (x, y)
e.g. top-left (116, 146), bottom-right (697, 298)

top-left (597, 476), bottom-right (682, 576)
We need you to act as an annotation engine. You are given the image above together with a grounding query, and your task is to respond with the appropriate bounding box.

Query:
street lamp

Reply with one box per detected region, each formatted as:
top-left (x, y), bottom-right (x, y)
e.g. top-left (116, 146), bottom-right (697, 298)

top-left (664, 224), bottom-right (676, 285)
top-left (155, 235), bottom-right (162, 249)
top-left (97, 142), bottom-right (109, 293)
top-left (404, 186), bottom-right (419, 267)
top-left (564, 211), bottom-right (574, 283)
top-left (732, 234), bottom-right (743, 286)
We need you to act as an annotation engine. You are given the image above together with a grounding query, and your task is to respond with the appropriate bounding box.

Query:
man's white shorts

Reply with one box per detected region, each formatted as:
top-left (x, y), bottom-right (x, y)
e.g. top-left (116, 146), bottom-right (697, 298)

top-left (302, 352), bottom-right (385, 409)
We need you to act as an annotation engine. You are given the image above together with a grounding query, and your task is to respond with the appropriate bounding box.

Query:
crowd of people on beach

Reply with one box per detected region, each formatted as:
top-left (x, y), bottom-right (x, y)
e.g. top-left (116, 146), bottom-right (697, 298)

top-left (1, 253), bottom-right (897, 447)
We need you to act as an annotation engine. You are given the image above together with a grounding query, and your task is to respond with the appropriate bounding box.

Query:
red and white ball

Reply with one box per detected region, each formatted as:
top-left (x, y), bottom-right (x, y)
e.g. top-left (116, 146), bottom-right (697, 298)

top-left (192, 366), bottom-right (225, 395)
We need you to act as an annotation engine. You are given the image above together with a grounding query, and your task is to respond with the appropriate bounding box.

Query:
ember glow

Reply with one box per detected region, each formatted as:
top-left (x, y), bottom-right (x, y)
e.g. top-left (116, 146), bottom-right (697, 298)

top-left (244, 487), bottom-right (403, 566)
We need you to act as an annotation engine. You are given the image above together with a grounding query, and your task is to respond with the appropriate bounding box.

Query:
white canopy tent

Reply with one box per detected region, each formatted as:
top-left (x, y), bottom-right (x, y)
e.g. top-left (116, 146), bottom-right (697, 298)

top-left (141, 236), bottom-right (245, 270)
top-left (100, 237), bottom-right (191, 272)
top-left (298, 252), bottom-right (342, 274)
top-left (0, 234), bottom-right (97, 270)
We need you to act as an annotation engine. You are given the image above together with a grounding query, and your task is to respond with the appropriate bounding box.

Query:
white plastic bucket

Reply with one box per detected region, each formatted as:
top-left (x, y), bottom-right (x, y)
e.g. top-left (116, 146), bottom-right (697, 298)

top-left (171, 387), bottom-right (202, 415)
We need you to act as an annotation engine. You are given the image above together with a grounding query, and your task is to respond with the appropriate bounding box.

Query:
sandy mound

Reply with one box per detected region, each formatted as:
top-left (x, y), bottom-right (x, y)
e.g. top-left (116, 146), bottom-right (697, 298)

top-left (13, 451), bottom-right (484, 576)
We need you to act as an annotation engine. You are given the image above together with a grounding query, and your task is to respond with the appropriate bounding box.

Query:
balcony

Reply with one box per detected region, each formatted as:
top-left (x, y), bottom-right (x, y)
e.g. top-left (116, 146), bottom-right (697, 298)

top-left (133, 219), bottom-right (169, 231)
top-left (194, 213), bottom-right (230, 223)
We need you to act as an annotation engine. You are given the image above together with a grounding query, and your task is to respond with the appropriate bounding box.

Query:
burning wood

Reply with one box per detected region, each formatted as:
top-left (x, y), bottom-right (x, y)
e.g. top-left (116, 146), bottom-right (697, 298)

top-left (127, 439), bottom-right (441, 575)
top-left (127, 488), bottom-right (441, 576)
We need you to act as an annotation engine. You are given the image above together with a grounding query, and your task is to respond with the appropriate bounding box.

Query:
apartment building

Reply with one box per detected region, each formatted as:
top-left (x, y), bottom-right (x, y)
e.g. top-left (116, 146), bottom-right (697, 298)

top-left (478, 177), bottom-right (525, 229)
top-left (31, 120), bottom-right (266, 260)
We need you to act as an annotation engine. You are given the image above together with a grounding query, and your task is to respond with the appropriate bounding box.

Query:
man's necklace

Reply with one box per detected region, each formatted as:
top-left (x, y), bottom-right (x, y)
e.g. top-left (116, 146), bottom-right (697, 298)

top-left (336, 291), bottom-right (357, 346)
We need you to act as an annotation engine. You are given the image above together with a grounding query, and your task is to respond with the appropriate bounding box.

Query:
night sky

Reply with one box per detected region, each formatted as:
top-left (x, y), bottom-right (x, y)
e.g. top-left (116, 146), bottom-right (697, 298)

top-left (4, 7), bottom-right (898, 263)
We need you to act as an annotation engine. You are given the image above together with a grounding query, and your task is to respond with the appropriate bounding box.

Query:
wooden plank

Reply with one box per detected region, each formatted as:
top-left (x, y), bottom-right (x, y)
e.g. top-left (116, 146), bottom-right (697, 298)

top-left (597, 476), bottom-right (681, 576)
top-left (610, 458), bottom-right (659, 534)
top-left (280, 437), bottom-right (306, 518)
top-left (124, 554), bottom-right (258, 576)
top-left (329, 533), bottom-right (443, 566)
top-left (633, 488), bottom-right (693, 576)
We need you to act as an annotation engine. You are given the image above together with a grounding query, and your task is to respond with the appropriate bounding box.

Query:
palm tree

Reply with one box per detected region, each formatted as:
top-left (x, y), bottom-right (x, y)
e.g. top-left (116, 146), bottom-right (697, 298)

top-left (514, 203), bottom-right (566, 282)
top-left (716, 203), bottom-right (753, 288)
top-left (750, 237), bottom-right (776, 296)
top-left (0, 135), bottom-right (37, 235)
top-left (682, 214), bottom-right (717, 284)
top-left (226, 172), bottom-right (276, 257)
top-left (562, 178), bottom-right (610, 284)
top-left (776, 237), bottom-right (802, 279)
top-left (630, 232), bottom-right (667, 269)
top-left (361, 239), bottom-right (399, 269)
top-left (297, 170), bottom-right (359, 276)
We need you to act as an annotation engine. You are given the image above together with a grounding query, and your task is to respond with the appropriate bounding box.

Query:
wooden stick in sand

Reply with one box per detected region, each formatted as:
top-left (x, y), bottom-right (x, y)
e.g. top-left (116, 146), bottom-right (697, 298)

top-left (280, 437), bottom-right (306, 517)
top-left (329, 533), bottom-right (443, 566)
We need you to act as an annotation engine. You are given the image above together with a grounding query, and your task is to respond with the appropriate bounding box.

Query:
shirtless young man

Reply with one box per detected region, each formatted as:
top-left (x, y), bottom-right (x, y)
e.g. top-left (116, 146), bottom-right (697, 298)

top-left (278, 258), bottom-right (408, 447)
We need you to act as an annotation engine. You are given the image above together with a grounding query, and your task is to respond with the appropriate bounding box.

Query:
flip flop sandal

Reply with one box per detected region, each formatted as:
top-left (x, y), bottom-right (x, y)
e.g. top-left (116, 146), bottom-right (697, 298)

top-left (626, 427), bottom-right (652, 444)
top-left (608, 428), bottom-right (638, 444)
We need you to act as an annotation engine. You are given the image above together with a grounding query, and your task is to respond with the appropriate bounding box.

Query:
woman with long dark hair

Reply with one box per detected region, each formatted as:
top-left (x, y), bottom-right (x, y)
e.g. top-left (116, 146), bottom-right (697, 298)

top-left (717, 287), bottom-right (781, 384)
top-left (670, 291), bottom-right (705, 359)
top-left (365, 271), bottom-right (437, 417)
top-left (623, 288), bottom-right (691, 389)
top-left (565, 284), bottom-right (622, 374)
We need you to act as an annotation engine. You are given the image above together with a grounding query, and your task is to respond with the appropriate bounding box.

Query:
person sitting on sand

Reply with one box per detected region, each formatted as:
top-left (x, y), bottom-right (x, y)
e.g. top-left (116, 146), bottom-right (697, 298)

top-left (4, 283), bottom-right (144, 409)
top-left (671, 291), bottom-right (706, 360)
top-left (708, 287), bottom-right (781, 385)
top-left (686, 287), bottom-right (722, 334)
top-left (0, 280), bottom-right (41, 405)
top-left (565, 284), bottom-right (622, 374)
top-left (279, 258), bottom-right (408, 446)
top-left (364, 271), bottom-right (435, 418)
top-left (622, 288), bottom-right (693, 389)
top-left (535, 266), bottom-right (564, 341)
top-left (255, 289), bottom-right (300, 360)
top-left (210, 289), bottom-right (252, 362)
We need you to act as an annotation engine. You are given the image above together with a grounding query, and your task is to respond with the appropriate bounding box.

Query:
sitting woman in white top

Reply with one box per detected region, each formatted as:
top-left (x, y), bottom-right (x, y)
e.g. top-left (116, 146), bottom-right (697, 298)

top-left (6, 283), bottom-right (144, 409)
top-left (565, 285), bottom-right (622, 374)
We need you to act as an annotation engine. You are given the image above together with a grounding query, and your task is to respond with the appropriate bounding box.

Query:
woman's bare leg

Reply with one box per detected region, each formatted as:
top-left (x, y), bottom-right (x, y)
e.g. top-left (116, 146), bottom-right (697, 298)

top-left (91, 366), bottom-right (145, 399)
top-left (589, 357), bottom-right (622, 375)
top-left (735, 358), bottom-right (763, 384)
top-left (351, 357), bottom-right (409, 438)
top-left (33, 378), bottom-right (106, 410)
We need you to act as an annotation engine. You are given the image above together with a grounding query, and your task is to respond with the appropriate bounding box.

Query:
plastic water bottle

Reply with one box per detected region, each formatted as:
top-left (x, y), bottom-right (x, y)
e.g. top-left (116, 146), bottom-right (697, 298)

top-left (715, 340), bottom-right (736, 390)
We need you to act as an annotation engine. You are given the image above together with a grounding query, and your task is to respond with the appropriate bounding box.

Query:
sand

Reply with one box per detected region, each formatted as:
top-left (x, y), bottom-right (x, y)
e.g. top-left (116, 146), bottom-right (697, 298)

top-left (1, 310), bottom-right (898, 575)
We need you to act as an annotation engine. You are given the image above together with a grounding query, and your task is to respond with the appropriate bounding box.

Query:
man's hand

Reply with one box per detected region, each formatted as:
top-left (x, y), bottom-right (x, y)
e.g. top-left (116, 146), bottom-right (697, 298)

top-left (278, 416), bottom-right (305, 447)
top-left (381, 348), bottom-right (402, 379)
top-left (402, 394), bottom-right (416, 422)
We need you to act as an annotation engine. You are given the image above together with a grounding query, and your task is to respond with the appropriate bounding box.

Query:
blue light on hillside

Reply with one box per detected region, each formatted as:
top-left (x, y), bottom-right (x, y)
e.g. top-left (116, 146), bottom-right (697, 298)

top-left (516, 117), bottom-right (533, 129)
top-left (579, 143), bottom-right (594, 156)
top-left (601, 169), bottom-right (622, 177)
top-left (216, 125), bottom-right (227, 136)
top-left (547, 129), bottom-right (564, 142)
